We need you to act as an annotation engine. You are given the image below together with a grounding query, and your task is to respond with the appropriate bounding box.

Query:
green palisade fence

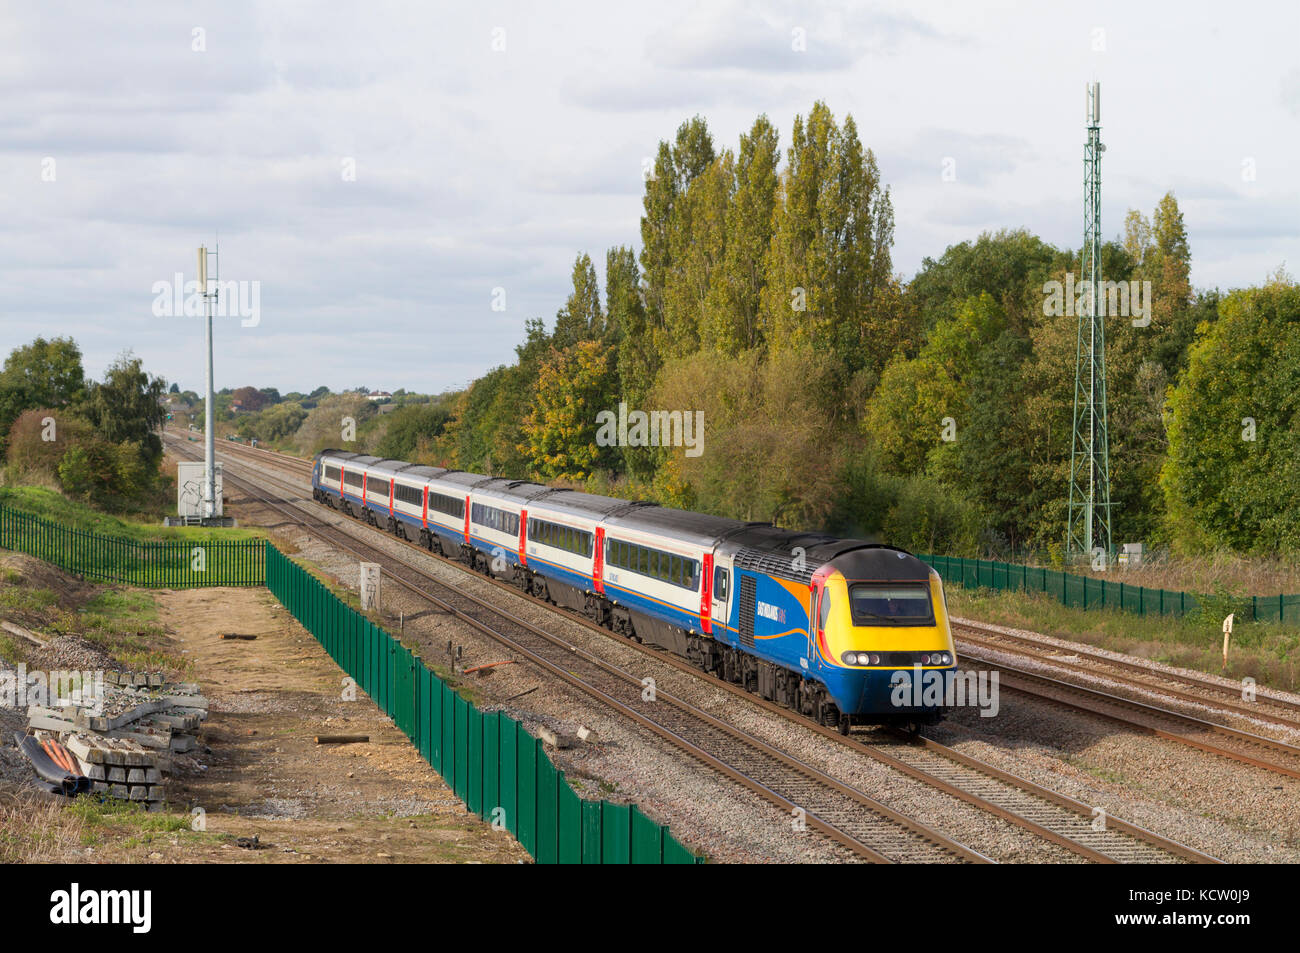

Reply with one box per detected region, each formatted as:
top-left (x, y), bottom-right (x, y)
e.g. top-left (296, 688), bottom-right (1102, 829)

top-left (0, 505), bottom-right (264, 587)
top-left (917, 553), bottom-right (1300, 623)
top-left (265, 543), bottom-right (700, 865)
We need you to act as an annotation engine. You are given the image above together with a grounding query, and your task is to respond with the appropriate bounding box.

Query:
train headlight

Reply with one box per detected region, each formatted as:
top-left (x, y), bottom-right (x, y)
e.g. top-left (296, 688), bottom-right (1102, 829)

top-left (919, 653), bottom-right (931, 665)
top-left (869, 653), bottom-right (880, 665)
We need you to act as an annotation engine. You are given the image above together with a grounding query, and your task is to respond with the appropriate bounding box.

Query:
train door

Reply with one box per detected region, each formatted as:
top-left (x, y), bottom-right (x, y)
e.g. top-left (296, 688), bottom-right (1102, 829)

top-left (710, 553), bottom-right (731, 638)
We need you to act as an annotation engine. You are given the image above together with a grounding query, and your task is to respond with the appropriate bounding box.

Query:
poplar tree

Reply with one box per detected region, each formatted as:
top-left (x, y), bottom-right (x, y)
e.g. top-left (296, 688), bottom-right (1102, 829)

top-left (706, 115), bottom-right (779, 354)
top-left (552, 253), bottom-right (604, 349)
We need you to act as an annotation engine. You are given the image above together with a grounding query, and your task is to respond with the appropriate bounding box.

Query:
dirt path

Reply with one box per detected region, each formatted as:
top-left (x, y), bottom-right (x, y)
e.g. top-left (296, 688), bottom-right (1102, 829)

top-left (140, 586), bottom-right (529, 863)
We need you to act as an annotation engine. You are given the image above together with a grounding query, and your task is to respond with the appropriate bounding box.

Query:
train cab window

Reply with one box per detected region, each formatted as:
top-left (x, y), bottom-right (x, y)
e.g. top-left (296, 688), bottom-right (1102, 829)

top-left (818, 588), bottom-right (832, 629)
top-left (713, 567), bottom-right (728, 600)
top-left (849, 584), bottom-right (934, 626)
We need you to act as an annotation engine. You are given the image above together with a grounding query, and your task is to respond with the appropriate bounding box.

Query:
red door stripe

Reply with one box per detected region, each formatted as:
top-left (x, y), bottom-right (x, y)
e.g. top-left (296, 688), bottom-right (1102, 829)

top-left (700, 552), bottom-right (713, 634)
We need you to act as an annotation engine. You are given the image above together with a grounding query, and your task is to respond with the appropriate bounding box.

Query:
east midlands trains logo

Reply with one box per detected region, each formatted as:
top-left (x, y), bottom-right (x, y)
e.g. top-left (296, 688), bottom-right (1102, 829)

top-left (891, 666), bottom-right (1000, 716)
top-left (756, 601), bottom-right (786, 623)
top-left (50, 884), bottom-right (151, 933)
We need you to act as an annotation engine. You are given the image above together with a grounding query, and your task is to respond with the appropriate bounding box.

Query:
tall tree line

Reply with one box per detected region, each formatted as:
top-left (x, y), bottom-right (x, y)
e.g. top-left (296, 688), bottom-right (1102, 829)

top-left (434, 103), bottom-right (1290, 558)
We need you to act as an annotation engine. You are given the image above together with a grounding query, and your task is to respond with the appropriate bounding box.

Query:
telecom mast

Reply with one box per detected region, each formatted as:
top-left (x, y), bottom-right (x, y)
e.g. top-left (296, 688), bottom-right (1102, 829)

top-left (1066, 82), bottom-right (1113, 566)
top-left (199, 244), bottom-right (218, 519)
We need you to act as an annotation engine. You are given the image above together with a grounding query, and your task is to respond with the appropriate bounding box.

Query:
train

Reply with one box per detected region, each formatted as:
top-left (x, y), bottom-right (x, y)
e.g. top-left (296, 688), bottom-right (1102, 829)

top-left (311, 449), bottom-right (958, 731)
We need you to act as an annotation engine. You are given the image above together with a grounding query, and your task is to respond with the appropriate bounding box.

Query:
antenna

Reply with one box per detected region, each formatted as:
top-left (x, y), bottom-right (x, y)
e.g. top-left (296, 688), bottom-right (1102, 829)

top-left (1066, 81), bottom-right (1113, 567)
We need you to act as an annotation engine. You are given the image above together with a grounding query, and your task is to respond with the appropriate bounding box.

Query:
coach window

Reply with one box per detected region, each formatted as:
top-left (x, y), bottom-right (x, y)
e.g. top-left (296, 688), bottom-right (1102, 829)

top-left (713, 567), bottom-right (728, 600)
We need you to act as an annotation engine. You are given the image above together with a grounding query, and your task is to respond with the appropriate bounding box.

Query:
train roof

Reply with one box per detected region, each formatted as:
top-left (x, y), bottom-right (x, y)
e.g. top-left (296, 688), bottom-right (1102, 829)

top-left (318, 451), bottom-right (381, 466)
top-left (363, 458), bottom-right (428, 478)
top-left (399, 465), bottom-right (447, 480)
top-left (605, 504), bottom-right (748, 547)
top-left (431, 470), bottom-right (493, 490)
top-left (472, 478), bottom-right (553, 504)
top-left (527, 489), bottom-right (649, 520)
top-left (823, 544), bottom-right (933, 582)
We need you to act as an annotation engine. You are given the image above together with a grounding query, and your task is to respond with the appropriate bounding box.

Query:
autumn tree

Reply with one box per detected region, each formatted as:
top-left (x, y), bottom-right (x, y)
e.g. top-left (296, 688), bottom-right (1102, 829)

top-left (0, 336), bottom-right (85, 445)
top-left (81, 352), bottom-right (167, 469)
top-left (1161, 280), bottom-right (1300, 552)
top-left (521, 340), bottom-right (618, 480)
top-left (230, 385), bottom-right (268, 413)
top-left (864, 293), bottom-right (1005, 481)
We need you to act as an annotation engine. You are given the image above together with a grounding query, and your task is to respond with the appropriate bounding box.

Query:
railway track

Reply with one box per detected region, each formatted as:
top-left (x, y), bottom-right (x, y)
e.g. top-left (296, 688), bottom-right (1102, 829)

top-left (957, 648), bottom-right (1300, 782)
top-left (170, 438), bottom-right (982, 863)
top-left (953, 620), bottom-right (1300, 731)
top-left (168, 434), bottom-right (1219, 864)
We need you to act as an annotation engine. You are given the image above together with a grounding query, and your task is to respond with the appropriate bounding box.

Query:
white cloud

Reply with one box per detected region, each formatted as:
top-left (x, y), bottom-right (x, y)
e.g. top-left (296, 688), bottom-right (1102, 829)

top-left (0, 1), bottom-right (1298, 394)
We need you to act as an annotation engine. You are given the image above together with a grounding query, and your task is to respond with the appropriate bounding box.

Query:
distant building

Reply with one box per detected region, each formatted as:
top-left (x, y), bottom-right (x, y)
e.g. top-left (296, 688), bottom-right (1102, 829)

top-left (367, 390), bottom-right (393, 402)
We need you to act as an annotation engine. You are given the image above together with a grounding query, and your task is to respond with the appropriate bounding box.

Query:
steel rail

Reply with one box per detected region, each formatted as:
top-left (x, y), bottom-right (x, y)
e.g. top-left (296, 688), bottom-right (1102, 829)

top-left (953, 620), bottom-right (1300, 728)
top-left (959, 649), bottom-right (1300, 782)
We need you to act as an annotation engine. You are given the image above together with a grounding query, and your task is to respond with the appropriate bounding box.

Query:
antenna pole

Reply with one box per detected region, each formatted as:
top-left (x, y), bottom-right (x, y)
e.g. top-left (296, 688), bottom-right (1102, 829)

top-left (199, 245), bottom-right (216, 519)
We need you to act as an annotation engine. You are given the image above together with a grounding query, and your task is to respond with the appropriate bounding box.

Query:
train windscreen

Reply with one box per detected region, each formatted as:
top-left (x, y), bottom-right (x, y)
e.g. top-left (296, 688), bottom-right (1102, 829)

top-left (848, 583), bottom-right (934, 626)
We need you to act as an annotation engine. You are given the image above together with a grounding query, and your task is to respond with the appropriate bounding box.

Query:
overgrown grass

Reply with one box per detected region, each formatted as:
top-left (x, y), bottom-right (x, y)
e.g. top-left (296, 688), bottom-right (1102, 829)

top-left (0, 485), bottom-right (264, 542)
top-left (948, 585), bottom-right (1300, 693)
top-left (0, 796), bottom-right (87, 862)
top-left (0, 561), bottom-right (188, 673)
top-left (0, 795), bottom-right (202, 862)
top-left (72, 589), bottom-right (188, 674)
top-left (66, 797), bottom-right (193, 843)
top-left (1073, 553), bottom-right (1300, 597)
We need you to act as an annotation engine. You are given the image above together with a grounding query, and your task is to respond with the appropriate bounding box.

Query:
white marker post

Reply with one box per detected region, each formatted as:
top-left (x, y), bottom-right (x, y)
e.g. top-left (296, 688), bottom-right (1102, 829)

top-left (1222, 613), bottom-right (1235, 670)
top-left (360, 563), bottom-right (381, 612)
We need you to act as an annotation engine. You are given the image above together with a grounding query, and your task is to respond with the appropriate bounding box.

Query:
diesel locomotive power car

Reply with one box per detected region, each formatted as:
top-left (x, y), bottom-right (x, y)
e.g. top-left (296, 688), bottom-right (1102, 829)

top-left (312, 450), bottom-right (958, 731)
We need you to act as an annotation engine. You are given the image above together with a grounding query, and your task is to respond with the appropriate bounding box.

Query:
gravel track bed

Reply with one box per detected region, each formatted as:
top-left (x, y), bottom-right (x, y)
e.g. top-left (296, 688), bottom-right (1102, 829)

top-left (932, 692), bottom-right (1300, 862)
top-left (954, 616), bottom-right (1300, 742)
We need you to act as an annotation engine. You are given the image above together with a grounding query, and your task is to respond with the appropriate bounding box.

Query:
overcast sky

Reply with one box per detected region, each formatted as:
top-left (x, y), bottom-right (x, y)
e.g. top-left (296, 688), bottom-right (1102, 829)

top-left (3, 1), bottom-right (1298, 395)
